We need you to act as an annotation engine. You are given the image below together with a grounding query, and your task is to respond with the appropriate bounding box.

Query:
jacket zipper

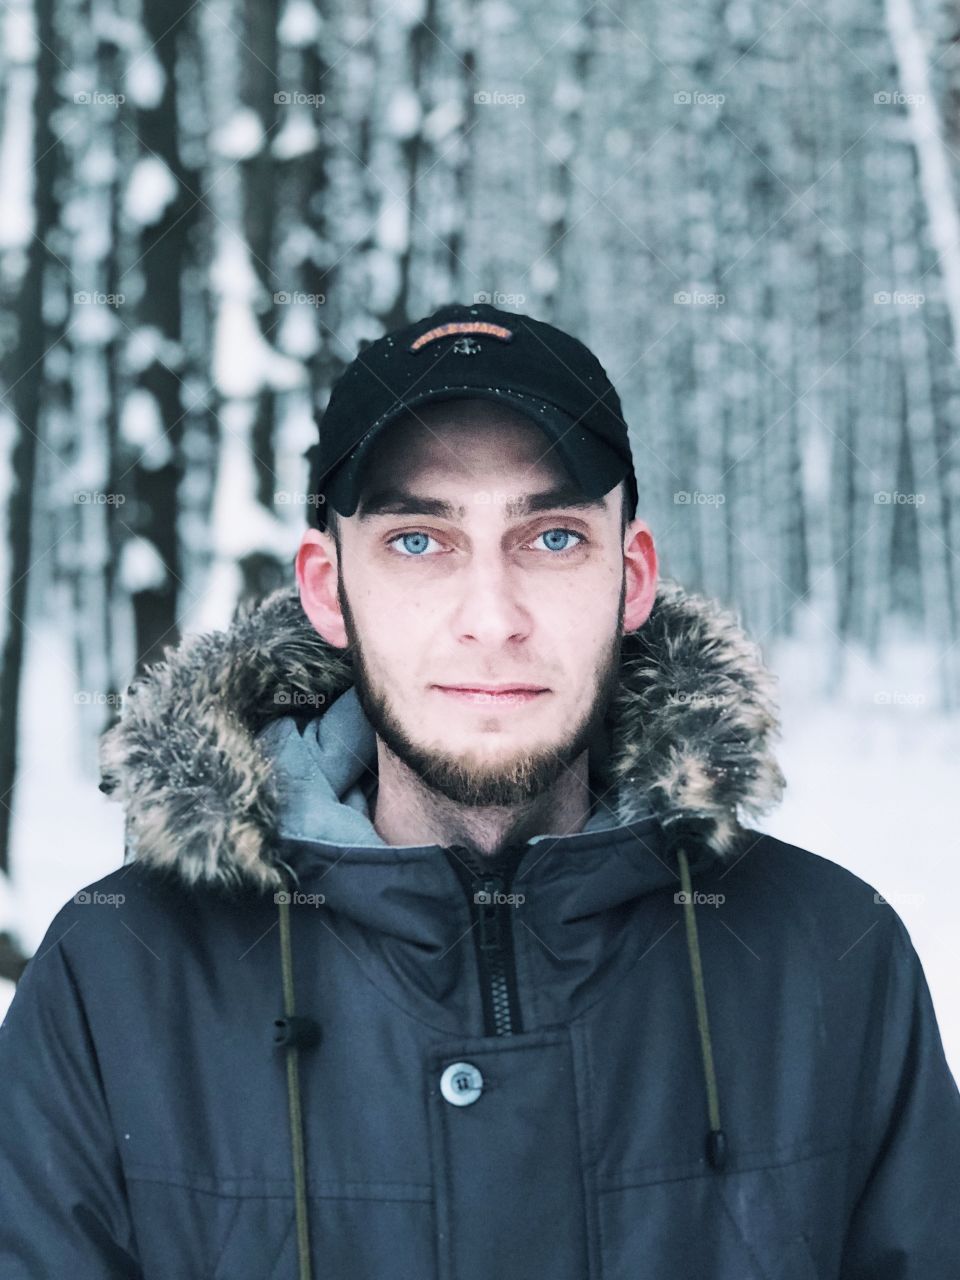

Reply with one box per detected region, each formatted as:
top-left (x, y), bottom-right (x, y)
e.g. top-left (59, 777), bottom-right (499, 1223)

top-left (445, 846), bottom-right (524, 1037)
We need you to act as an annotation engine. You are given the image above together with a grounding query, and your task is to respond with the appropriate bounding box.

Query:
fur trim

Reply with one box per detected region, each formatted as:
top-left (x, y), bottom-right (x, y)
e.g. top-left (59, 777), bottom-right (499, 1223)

top-left (98, 581), bottom-right (785, 893)
top-left (608, 581), bottom-right (785, 856)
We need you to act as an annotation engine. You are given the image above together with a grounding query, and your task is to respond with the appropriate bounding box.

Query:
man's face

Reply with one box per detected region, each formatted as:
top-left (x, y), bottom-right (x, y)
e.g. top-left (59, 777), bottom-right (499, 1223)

top-left (298, 400), bottom-right (657, 807)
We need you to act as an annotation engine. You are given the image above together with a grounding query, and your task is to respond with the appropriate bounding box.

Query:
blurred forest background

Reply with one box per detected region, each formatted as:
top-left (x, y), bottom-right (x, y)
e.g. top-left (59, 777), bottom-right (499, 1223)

top-left (1, 0), bottom-right (959, 1066)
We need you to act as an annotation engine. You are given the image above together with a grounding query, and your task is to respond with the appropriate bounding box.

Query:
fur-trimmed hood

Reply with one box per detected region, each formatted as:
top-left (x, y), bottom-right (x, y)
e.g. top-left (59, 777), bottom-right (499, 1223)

top-left (98, 579), bottom-right (786, 895)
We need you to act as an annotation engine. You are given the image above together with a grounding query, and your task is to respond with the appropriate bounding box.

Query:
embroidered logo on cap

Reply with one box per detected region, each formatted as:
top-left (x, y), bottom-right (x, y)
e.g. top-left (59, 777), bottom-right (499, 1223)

top-left (409, 320), bottom-right (515, 354)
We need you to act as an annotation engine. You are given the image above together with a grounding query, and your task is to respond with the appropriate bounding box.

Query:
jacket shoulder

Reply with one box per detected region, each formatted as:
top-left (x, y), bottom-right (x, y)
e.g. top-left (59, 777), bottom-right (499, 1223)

top-left (717, 829), bottom-right (916, 961)
top-left (23, 862), bottom-right (264, 987)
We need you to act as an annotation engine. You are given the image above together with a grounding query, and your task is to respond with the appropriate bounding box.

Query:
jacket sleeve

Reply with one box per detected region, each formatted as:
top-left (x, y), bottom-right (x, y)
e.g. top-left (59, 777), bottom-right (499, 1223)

top-left (0, 909), bottom-right (142, 1278)
top-left (840, 911), bottom-right (960, 1278)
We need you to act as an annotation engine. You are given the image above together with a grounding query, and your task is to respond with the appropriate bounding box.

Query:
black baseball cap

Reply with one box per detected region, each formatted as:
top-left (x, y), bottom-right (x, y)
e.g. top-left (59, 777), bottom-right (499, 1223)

top-left (305, 301), bottom-right (638, 530)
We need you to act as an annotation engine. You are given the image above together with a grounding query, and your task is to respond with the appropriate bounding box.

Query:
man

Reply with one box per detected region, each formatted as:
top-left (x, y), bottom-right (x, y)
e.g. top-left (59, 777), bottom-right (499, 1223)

top-left (0, 301), bottom-right (958, 1279)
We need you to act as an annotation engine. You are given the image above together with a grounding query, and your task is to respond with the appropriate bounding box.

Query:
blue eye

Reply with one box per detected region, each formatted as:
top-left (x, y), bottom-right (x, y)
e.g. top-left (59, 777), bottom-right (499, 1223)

top-left (533, 529), bottom-right (584, 554)
top-left (390, 531), bottom-right (438, 556)
top-left (386, 528), bottom-right (586, 557)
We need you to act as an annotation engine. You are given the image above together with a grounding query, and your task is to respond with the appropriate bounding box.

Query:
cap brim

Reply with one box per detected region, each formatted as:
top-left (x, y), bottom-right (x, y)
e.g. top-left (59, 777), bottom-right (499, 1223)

top-left (321, 386), bottom-right (633, 519)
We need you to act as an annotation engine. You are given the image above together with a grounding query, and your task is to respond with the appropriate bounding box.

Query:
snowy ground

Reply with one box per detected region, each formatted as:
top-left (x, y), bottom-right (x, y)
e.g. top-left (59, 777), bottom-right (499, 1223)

top-left (759, 623), bottom-right (960, 1079)
top-left (2, 609), bottom-right (958, 1084)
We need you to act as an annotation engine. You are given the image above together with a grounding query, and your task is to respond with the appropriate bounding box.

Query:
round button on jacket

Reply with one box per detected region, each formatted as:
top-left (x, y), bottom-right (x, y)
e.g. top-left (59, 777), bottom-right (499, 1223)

top-left (440, 1061), bottom-right (484, 1106)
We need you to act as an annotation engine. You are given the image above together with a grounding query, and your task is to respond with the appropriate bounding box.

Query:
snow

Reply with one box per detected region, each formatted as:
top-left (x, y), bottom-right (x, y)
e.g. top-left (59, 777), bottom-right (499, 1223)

top-left (536, 191), bottom-right (567, 223)
top-left (214, 296), bottom-right (305, 396)
top-left (1, 605), bottom-right (127, 1022)
top-left (62, 191), bottom-right (112, 262)
top-left (0, 22), bottom-right (36, 252)
top-left (552, 79), bottom-right (584, 113)
top-left (0, 847), bottom-right (19, 1013)
top-left (210, 232), bottom-right (262, 301)
top-left (0, 869), bottom-right (16, 936)
top-left (124, 49), bottom-right (166, 110)
top-left (885, 0), bottom-right (960, 357)
top-left (375, 200), bottom-right (409, 254)
top-left (78, 141), bottom-right (118, 187)
top-left (275, 299), bottom-right (321, 358)
top-left (529, 258), bottom-right (560, 295)
top-left (120, 388), bottom-right (173, 469)
top-left (122, 325), bottom-right (185, 374)
top-left (90, 11), bottom-right (142, 52)
top-left (70, 297), bottom-right (122, 345)
top-left (211, 108), bottom-right (265, 160)
top-left (278, 0), bottom-right (322, 46)
top-left (604, 127), bottom-right (632, 160)
top-left (123, 156), bottom-right (179, 227)
top-left (423, 101), bottom-right (464, 144)
top-left (118, 536), bottom-right (168, 593)
top-left (2, 0), bottom-right (36, 62)
top-left (480, 0), bottom-right (519, 34)
top-left (762, 622), bottom-right (960, 1076)
top-left (271, 113), bottom-right (320, 160)
top-left (544, 128), bottom-right (576, 164)
top-left (0, 411), bottom-right (17, 648)
top-left (367, 247), bottom-right (402, 312)
top-left (386, 87), bottom-right (421, 140)
top-left (210, 234), bottom-right (307, 398)
top-left (209, 402), bottom-right (300, 561)
top-left (179, 399), bottom-right (300, 635)
top-left (388, 0), bottom-right (427, 21)
top-left (275, 391), bottom-right (317, 461)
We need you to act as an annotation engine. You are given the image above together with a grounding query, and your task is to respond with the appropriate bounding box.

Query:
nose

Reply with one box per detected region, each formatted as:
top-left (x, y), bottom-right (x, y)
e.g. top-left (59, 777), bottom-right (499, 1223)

top-left (450, 551), bottom-right (530, 647)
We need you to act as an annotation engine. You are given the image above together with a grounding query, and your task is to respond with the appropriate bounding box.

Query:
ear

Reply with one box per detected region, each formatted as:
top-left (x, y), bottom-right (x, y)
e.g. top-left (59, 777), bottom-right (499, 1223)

top-left (295, 528), bottom-right (349, 648)
top-left (622, 518), bottom-right (658, 631)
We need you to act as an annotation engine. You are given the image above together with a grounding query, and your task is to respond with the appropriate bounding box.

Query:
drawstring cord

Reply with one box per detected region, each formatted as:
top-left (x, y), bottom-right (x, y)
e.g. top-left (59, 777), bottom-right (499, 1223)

top-left (276, 884), bottom-right (315, 1280)
top-left (677, 845), bottom-right (728, 1171)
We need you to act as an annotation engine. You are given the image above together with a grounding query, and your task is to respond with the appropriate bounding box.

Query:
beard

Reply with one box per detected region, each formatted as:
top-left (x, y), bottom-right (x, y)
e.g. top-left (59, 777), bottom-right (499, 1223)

top-left (337, 568), bottom-right (626, 809)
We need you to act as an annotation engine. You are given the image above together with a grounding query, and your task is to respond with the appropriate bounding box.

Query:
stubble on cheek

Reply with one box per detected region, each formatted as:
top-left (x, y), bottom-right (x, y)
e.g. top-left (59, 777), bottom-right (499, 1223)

top-left (336, 556), bottom-right (627, 754)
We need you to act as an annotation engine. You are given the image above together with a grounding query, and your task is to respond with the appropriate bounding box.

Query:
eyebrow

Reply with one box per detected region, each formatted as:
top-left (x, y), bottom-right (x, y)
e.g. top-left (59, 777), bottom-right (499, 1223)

top-left (356, 483), bottom-right (608, 523)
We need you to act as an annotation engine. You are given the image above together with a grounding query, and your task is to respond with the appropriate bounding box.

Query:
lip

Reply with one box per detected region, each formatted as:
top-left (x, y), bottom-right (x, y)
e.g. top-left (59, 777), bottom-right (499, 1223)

top-left (434, 683), bottom-right (548, 693)
top-left (432, 684), bottom-right (549, 704)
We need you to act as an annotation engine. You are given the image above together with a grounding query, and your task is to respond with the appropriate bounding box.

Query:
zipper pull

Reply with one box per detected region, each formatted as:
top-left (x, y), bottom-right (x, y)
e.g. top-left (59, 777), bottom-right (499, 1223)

top-left (473, 876), bottom-right (504, 951)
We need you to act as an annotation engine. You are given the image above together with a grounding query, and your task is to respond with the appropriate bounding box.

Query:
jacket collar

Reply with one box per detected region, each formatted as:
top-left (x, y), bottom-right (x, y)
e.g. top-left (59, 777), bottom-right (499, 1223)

top-left (98, 579), bottom-right (785, 897)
